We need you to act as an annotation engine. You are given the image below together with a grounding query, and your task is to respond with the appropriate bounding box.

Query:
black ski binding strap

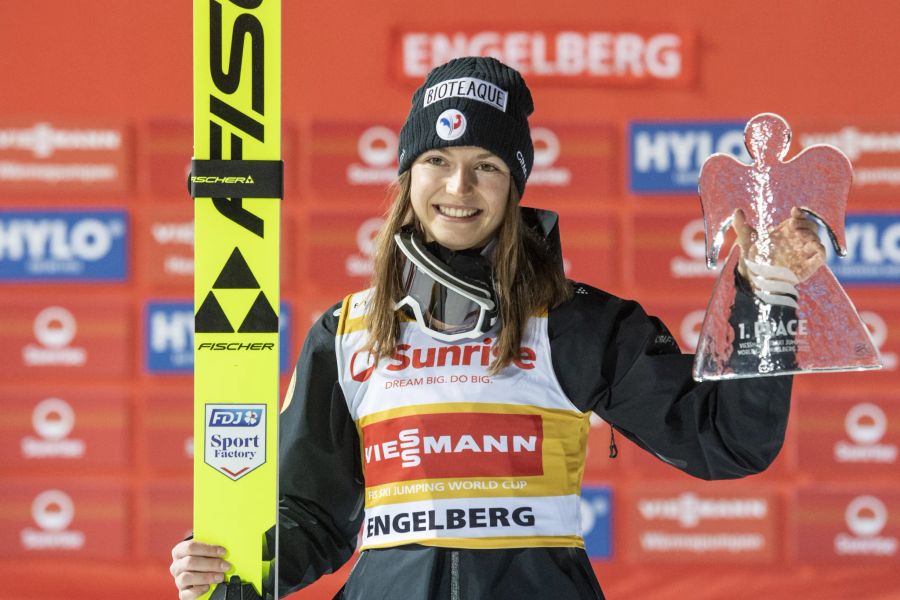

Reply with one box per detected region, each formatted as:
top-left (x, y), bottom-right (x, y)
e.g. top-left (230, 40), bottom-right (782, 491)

top-left (189, 158), bottom-right (284, 199)
top-left (209, 575), bottom-right (264, 600)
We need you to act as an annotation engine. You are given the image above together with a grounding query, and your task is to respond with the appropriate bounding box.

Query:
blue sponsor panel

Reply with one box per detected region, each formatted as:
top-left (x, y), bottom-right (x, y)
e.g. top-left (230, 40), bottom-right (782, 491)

top-left (580, 485), bottom-right (612, 560)
top-left (827, 213), bottom-right (900, 285)
top-left (629, 120), bottom-right (750, 194)
top-left (0, 209), bottom-right (127, 281)
top-left (145, 301), bottom-right (292, 374)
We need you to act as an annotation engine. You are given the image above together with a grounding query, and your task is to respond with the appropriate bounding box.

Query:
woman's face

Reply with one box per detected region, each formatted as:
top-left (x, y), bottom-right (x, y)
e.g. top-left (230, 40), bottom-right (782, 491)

top-left (409, 146), bottom-right (511, 251)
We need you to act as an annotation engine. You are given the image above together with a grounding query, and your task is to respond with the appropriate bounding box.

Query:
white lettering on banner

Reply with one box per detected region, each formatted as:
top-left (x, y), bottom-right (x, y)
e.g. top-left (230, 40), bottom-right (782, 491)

top-left (0, 161), bottom-right (117, 183)
top-left (151, 310), bottom-right (193, 353)
top-left (0, 218), bottom-right (120, 262)
top-left (841, 223), bottom-right (900, 264)
top-left (347, 126), bottom-right (398, 186)
top-left (0, 123), bottom-right (121, 158)
top-left (20, 490), bottom-right (85, 551)
top-left (151, 222), bottom-right (193, 245)
top-left (834, 403), bottom-right (898, 464)
top-left (364, 427), bottom-right (538, 468)
top-left (423, 77), bottom-right (508, 112)
top-left (21, 398), bottom-right (85, 459)
top-left (835, 496), bottom-right (898, 557)
top-left (527, 127), bottom-right (572, 186)
top-left (799, 127), bottom-right (900, 162)
top-left (640, 532), bottom-right (765, 553)
top-left (361, 495), bottom-right (580, 547)
top-left (634, 130), bottom-right (746, 180)
top-left (402, 31), bottom-right (684, 80)
top-left (22, 306), bottom-right (87, 367)
top-left (637, 493), bottom-right (768, 528)
top-left (345, 217), bottom-right (384, 277)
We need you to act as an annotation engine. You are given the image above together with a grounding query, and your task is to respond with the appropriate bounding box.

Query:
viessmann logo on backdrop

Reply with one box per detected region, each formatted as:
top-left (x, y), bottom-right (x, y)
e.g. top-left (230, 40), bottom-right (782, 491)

top-left (629, 121), bottom-right (750, 194)
top-left (0, 210), bottom-right (127, 281)
top-left (362, 412), bottom-right (543, 486)
top-left (393, 28), bottom-right (696, 86)
top-left (145, 301), bottom-right (292, 374)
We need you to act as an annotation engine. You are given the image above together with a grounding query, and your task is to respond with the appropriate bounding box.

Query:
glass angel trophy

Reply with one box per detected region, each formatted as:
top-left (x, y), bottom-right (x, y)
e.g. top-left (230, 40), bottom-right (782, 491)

top-left (693, 113), bottom-right (882, 380)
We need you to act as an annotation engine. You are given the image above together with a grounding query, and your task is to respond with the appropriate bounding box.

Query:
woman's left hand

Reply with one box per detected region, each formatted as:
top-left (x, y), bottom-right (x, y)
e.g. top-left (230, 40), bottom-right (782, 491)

top-left (732, 206), bottom-right (828, 285)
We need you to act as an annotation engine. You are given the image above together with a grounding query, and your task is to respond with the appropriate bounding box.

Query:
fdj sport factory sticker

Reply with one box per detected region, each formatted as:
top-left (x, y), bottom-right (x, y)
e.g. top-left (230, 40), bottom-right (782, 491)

top-left (204, 404), bottom-right (266, 481)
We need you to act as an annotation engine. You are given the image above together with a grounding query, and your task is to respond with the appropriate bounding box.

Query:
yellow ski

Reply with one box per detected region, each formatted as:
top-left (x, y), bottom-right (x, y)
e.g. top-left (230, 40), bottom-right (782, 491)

top-left (192, 1), bottom-right (281, 598)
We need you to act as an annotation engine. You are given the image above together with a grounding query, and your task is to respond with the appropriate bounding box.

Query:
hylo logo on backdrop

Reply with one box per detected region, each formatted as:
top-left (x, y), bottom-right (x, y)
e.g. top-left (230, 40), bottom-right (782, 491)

top-left (629, 121), bottom-right (749, 194)
top-left (834, 403), bottom-right (897, 464)
top-left (21, 398), bottom-right (85, 459)
top-left (347, 126), bottom-right (399, 186)
top-left (204, 404), bottom-right (266, 481)
top-left (579, 486), bottom-right (612, 560)
top-left (22, 306), bottom-right (86, 367)
top-left (835, 495), bottom-right (897, 557)
top-left (0, 211), bottom-right (127, 280)
top-left (20, 490), bottom-right (85, 551)
top-left (826, 215), bottom-right (900, 284)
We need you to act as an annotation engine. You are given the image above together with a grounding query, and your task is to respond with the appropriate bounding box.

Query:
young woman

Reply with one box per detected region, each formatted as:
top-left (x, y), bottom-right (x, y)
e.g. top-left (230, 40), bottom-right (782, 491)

top-left (171, 57), bottom-right (825, 600)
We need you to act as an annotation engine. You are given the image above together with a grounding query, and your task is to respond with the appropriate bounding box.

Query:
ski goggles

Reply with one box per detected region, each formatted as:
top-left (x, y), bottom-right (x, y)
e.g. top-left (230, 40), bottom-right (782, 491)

top-left (394, 229), bottom-right (498, 342)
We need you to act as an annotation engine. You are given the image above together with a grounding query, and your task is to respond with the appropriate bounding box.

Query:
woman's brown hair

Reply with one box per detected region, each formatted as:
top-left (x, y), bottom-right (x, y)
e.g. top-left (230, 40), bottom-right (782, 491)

top-left (364, 171), bottom-right (572, 374)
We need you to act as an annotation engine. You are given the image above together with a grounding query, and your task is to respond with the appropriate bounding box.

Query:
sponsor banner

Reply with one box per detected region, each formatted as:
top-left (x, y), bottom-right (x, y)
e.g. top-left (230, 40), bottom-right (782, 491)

top-left (144, 118), bottom-right (295, 199)
top-left (1, 388), bottom-right (129, 469)
top-left (796, 393), bottom-right (899, 476)
top-left (0, 300), bottom-right (131, 379)
top-left (0, 482), bottom-right (128, 559)
top-left (361, 495), bottom-right (580, 549)
top-left (625, 483), bottom-right (778, 563)
top-left (794, 486), bottom-right (900, 562)
top-left (526, 124), bottom-right (618, 198)
top-left (0, 209), bottom-right (128, 281)
top-left (825, 213), bottom-right (900, 285)
top-left (362, 412), bottom-right (543, 487)
top-left (394, 28), bottom-right (696, 86)
top-left (306, 122), bottom-right (402, 198)
top-left (0, 119), bottom-right (131, 196)
top-left (306, 122), bottom-right (618, 200)
top-left (580, 485), bottom-right (613, 560)
top-left (143, 389), bottom-right (193, 473)
top-left (137, 204), bottom-right (194, 286)
top-left (794, 120), bottom-right (900, 198)
top-left (301, 208), bottom-right (386, 294)
top-left (143, 481), bottom-right (192, 561)
top-left (203, 404), bottom-right (266, 481)
top-left (629, 120), bottom-right (749, 195)
top-left (137, 205), bottom-right (293, 289)
top-left (144, 300), bottom-right (292, 374)
top-left (630, 208), bottom-right (729, 294)
top-left (556, 208), bottom-right (618, 289)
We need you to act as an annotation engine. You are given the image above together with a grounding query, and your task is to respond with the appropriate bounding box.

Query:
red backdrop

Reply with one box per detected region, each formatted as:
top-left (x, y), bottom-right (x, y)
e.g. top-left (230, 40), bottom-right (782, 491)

top-left (1, 1), bottom-right (899, 598)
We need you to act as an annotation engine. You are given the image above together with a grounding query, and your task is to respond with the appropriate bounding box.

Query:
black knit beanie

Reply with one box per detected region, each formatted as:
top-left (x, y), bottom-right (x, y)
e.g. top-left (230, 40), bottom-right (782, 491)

top-left (397, 56), bottom-right (535, 197)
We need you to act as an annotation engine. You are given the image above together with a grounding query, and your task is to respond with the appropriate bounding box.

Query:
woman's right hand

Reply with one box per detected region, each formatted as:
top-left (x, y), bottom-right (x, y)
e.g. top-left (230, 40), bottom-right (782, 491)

top-left (169, 540), bottom-right (230, 600)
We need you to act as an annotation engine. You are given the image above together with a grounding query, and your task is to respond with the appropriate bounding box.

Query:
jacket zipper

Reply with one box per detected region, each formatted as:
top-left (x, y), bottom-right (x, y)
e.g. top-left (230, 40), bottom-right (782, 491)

top-left (450, 549), bottom-right (460, 600)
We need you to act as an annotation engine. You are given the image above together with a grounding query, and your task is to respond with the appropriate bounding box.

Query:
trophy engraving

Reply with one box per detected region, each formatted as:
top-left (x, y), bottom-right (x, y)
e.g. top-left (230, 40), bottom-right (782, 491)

top-left (693, 113), bottom-right (882, 380)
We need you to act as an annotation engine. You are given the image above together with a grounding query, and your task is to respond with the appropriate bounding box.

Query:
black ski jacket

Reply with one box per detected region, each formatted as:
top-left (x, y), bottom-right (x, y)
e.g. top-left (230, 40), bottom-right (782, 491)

top-left (272, 281), bottom-right (793, 599)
